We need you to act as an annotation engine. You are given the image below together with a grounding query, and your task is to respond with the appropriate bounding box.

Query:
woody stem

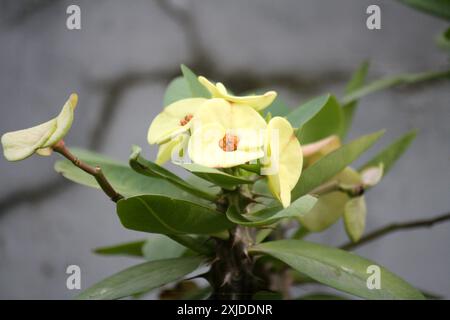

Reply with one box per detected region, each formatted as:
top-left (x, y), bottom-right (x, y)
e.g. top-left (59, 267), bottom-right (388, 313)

top-left (52, 140), bottom-right (123, 203)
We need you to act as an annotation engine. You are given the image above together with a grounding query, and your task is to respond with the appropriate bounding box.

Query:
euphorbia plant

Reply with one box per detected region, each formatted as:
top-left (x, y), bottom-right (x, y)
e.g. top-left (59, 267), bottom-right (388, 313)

top-left (3, 63), bottom-right (448, 300)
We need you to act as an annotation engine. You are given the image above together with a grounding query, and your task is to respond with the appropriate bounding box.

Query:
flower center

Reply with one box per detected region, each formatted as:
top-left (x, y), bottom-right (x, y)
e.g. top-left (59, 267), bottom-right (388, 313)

top-left (219, 134), bottom-right (239, 152)
top-left (179, 114), bottom-right (193, 126)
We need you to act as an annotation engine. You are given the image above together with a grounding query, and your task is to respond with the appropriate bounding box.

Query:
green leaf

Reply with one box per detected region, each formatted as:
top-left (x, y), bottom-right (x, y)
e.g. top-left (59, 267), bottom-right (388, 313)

top-left (163, 76), bottom-right (192, 106)
top-left (54, 149), bottom-right (202, 201)
top-left (129, 145), bottom-right (216, 202)
top-left (286, 94), bottom-right (330, 129)
top-left (180, 65), bottom-right (210, 98)
top-left (249, 240), bottom-right (425, 300)
top-left (297, 293), bottom-right (348, 300)
top-left (77, 256), bottom-right (203, 300)
top-left (180, 163), bottom-right (253, 190)
top-left (437, 27), bottom-right (450, 51)
top-left (341, 61), bottom-right (370, 138)
top-left (397, 0), bottom-right (450, 21)
top-left (264, 96), bottom-right (290, 117)
top-left (226, 195), bottom-right (317, 227)
top-left (292, 130), bottom-right (385, 200)
top-left (94, 240), bottom-right (146, 257)
top-left (359, 130), bottom-right (416, 175)
top-left (341, 69), bottom-right (450, 105)
top-left (117, 195), bottom-right (233, 235)
top-left (343, 196), bottom-right (367, 243)
top-left (296, 95), bottom-right (344, 144)
top-left (142, 235), bottom-right (186, 261)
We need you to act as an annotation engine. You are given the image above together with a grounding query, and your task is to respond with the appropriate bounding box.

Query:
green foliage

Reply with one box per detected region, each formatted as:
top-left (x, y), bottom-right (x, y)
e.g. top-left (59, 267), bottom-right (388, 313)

top-left (94, 240), bottom-right (146, 257)
top-left (141, 235), bottom-right (187, 261)
top-left (163, 76), bottom-right (192, 106)
top-left (296, 95), bottom-right (344, 144)
top-left (77, 257), bottom-right (204, 300)
top-left (117, 195), bottom-right (233, 235)
top-left (129, 145), bottom-right (216, 201)
top-left (360, 130), bottom-right (416, 175)
top-left (55, 149), bottom-right (201, 201)
top-left (341, 61), bottom-right (370, 138)
top-left (397, 0), bottom-right (450, 21)
top-left (250, 240), bottom-right (425, 300)
top-left (226, 195), bottom-right (317, 227)
top-left (180, 64), bottom-right (210, 98)
top-left (292, 130), bottom-right (385, 200)
top-left (180, 163), bottom-right (253, 190)
top-left (286, 94), bottom-right (330, 128)
top-left (264, 96), bottom-right (290, 117)
top-left (437, 27), bottom-right (450, 51)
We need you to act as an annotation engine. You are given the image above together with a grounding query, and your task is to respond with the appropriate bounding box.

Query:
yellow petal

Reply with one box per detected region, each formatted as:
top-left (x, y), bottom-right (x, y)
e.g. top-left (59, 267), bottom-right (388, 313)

top-left (155, 134), bottom-right (188, 165)
top-left (1, 93), bottom-right (77, 162)
top-left (188, 123), bottom-right (263, 168)
top-left (192, 98), bottom-right (266, 140)
top-left (147, 98), bottom-right (206, 145)
top-left (1, 119), bottom-right (57, 161)
top-left (264, 117), bottom-right (303, 208)
top-left (198, 76), bottom-right (276, 111)
top-left (42, 93), bottom-right (78, 147)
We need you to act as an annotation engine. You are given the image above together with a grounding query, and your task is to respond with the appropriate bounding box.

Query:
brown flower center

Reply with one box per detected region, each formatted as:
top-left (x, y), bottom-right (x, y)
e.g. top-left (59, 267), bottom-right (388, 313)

top-left (179, 114), bottom-right (193, 126)
top-left (219, 134), bottom-right (239, 152)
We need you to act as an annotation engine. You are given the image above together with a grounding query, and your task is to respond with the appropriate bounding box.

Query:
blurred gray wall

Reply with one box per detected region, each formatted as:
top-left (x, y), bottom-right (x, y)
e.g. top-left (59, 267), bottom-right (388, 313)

top-left (0, 0), bottom-right (449, 299)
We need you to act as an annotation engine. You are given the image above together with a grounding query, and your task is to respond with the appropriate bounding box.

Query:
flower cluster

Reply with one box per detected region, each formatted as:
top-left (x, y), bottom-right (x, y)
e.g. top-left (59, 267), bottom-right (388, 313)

top-left (147, 76), bottom-right (303, 208)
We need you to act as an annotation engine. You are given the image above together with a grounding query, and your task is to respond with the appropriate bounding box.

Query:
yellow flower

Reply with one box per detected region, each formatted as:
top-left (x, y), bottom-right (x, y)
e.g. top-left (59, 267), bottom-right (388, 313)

top-left (263, 117), bottom-right (303, 208)
top-left (188, 98), bottom-right (266, 168)
top-left (147, 98), bottom-right (207, 145)
top-left (198, 76), bottom-right (277, 111)
top-left (1, 94), bottom-right (78, 161)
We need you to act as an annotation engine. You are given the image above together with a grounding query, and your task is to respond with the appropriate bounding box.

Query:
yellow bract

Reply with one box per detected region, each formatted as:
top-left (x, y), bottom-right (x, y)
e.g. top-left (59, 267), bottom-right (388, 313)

top-left (1, 94), bottom-right (78, 161)
top-left (188, 98), bottom-right (266, 168)
top-left (147, 98), bottom-right (207, 145)
top-left (198, 76), bottom-right (277, 111)
top-left (264, 117), bottom-right (302, 208)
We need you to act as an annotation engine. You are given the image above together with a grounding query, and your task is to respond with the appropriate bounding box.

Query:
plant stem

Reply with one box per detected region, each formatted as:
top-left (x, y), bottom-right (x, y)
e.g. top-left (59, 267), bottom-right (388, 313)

top-left (52, 140), bottom-right (123, 202)
top-left (340, 211), bottom-right (450, 250)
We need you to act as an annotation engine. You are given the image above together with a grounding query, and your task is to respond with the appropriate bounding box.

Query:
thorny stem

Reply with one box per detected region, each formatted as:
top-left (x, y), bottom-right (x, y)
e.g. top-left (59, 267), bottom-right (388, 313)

top-left (52, 140), bottom-right (123, 203)
top-left (340, 212), bottom-right (450, 250)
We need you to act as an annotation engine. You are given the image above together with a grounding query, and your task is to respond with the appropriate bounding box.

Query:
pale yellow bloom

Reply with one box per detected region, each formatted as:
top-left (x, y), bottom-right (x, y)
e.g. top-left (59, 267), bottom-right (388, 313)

top-left (1, 94), bottom-right (78, 161)
top-left (264, 117), bottom-right (303, 208)
top-left (147, 98), bottom-right (207, 145)
top-left (188, 98), bottom-right (266, 168)
top-left (198, 76), bottom-right (277, 111)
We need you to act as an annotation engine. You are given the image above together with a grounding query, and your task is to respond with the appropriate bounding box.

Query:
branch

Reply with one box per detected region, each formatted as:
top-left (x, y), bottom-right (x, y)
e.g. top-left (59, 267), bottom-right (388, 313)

top-left (52, 140), bottom-right (123, 203)
top-left (340, 212), bottom-right (450, 250)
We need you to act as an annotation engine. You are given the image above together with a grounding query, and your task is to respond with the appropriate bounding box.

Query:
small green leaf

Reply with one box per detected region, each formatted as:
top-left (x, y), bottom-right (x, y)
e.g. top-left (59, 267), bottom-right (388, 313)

top-left (77, 256), bottom-right (203, 300)
top-left (180, 65), bottom-right (210, 98)
top-left (249, 240), bottom-right (425, 300)
top-left (226, 195), bottom-right (317, 227)
top-left (397, 0), bottom-right (450, 21)
top-left (264, 96), bottom-right (290, 117)
top-left (296, 95), bottom-right (344, 144)
top-left (129, 145), bottom-right (216, 201)
top-left (437, 27), bottom-right (450, 51)
top-left (54, 149), bottom-right (202, 202)
top-left (142, 235), bottom-right (186, 261)
top-left (117, 195), bottom-right (233, 235)
top-left (286, 94), bottom-right (331, 129)
top-left (292, 130), bottom-right (385, 200)
top-left (341, 61), bottom-right (370, 138)
top-left (94, 240), bottom-right (146, 257)
top-left (343, 196), bottom-right (367, 243)
top-left (180, 163), bottom-right (253, 190)
top-left (163, 76), bottom-right (192, 106)
top-left (359, 130), bottom-right (416, 176)
top-left (342, 69), bottom-right (450, 105)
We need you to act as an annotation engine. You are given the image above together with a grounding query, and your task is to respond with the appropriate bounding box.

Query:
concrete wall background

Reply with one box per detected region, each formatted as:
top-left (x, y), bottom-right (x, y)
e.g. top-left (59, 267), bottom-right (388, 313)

top-left (0, 0), bottom-right (449, 299)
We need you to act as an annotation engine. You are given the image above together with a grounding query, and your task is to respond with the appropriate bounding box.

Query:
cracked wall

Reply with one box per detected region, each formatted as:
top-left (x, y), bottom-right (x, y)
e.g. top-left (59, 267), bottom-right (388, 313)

top-left (0, 0), bottom-right (449, 298)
